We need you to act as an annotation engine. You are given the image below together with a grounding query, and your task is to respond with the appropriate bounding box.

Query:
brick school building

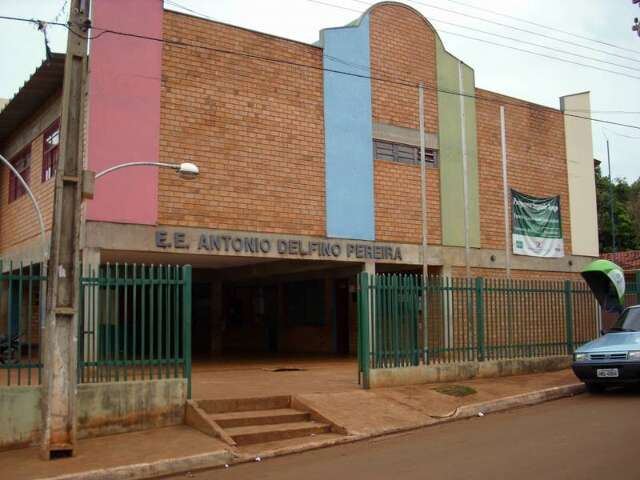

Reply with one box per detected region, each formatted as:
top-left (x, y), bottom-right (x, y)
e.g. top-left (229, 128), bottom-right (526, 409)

top-left (0, 0), bottom-right (599, 360)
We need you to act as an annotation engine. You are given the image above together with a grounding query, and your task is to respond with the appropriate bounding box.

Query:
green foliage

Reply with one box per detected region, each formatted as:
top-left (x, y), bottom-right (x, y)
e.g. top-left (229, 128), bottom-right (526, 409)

top-left (596, 165), bottom-right (640, 253)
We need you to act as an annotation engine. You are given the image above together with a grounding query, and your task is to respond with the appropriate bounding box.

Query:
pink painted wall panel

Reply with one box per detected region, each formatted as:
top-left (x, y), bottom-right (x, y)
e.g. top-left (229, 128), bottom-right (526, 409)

top-left (86, 0), bottom-right (163, 224)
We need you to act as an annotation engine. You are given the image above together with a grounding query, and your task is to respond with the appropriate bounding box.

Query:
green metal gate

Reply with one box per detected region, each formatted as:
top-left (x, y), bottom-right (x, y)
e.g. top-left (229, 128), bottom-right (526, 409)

top-left (78, 264), bottom-right (193, 397)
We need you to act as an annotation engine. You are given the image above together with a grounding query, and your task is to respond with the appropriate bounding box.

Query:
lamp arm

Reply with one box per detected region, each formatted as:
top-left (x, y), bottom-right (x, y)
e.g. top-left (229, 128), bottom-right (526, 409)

top-left (95, 161), bottom-right (179, 179)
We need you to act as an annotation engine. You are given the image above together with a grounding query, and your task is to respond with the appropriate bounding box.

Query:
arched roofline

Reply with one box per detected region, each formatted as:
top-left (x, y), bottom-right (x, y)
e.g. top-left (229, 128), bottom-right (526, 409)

top-left (318, 1), bottom-right (469, 70)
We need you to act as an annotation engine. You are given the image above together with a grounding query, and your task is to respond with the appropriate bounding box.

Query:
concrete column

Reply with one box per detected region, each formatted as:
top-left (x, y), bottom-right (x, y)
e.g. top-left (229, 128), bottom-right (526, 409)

top-left (362, 262), bottom-right (376, 276)
top-left (209, 279), bottom-right (223, 356)
top-left (362, 262), bottom-right (375, 358)
top-left (441, 265), bottom-right (453, 352)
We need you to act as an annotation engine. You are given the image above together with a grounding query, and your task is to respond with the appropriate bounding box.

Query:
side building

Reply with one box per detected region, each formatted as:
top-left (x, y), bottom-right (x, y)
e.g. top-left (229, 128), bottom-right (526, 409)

top-left (0, 1), bottom-right (599, 360)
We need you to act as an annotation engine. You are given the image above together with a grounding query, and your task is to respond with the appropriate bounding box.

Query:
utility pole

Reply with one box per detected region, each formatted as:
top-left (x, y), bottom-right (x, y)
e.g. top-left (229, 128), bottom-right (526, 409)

top-left (606, 139), bottom-right (617, 252)
top-left (41, 0), bottom-right (91, 459)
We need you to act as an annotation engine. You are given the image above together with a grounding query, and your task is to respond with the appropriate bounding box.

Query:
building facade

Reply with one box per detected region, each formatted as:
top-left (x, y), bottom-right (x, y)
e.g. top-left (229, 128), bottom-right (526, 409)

top-left (0, 1), bottom-right (599, 358)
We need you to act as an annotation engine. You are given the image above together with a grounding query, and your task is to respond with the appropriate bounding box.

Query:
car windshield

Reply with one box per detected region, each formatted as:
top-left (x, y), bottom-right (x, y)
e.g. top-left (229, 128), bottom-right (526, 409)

top-left (610, 307), bottom-right (640, 332)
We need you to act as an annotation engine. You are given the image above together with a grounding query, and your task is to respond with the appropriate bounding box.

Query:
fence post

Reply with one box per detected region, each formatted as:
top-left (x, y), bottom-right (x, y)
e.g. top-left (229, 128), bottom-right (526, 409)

top-left (358, 272), bottom-right (371, 389)
top-left (182, 265), bottom-right (192, 399)
top-left (564, 280), bottom-right (574, 355)
top-left (475, 277), bottom-right (485, 361)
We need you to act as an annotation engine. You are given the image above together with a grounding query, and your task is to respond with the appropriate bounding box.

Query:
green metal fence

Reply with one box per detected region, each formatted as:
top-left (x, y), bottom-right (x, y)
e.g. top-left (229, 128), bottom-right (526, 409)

top-left (1, 262), bottom-right (192, 396)
top-left (78, 264), bottom-right (192, 396)
top-left (357, 273), bottom-right (617, 387)
top-left (0, 261), bottom-right (46, 386)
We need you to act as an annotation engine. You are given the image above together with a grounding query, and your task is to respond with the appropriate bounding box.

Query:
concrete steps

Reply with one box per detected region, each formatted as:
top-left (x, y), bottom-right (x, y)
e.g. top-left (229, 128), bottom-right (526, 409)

top-left (187, 395), bottom-right (341, 448)
top-left (226, 420), bottom-right (331, 446)
top-left (210, 408), bottom-right (310, 428)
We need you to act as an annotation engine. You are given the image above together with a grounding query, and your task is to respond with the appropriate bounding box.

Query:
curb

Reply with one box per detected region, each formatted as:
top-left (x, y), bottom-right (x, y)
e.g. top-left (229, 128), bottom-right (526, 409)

top-left (449, 383), bottom-right (585, 420)
top-left (35, 383), bottom-right (585, 480)
top-left (37, 451), bottom-right (233, 480)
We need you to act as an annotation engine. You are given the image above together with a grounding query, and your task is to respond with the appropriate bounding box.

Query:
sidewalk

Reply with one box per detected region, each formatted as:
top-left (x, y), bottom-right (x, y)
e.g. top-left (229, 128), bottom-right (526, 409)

top-left (0, 369), bottom-right (582, 480)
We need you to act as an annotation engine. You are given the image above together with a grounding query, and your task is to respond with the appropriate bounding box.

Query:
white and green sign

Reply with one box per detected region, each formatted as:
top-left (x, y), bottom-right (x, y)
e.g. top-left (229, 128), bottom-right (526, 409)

top-left (512, 190), bottom-right (564, 258)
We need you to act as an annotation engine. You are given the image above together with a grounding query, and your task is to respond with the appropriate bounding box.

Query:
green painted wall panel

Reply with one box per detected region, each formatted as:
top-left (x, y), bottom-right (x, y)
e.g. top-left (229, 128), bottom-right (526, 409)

top-left (436, 38), bottom-right (480, 248)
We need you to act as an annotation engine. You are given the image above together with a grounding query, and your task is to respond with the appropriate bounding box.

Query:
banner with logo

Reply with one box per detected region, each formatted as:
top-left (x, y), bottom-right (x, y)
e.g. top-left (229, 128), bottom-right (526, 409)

top-left (512, 190), bottom-right (564, 258)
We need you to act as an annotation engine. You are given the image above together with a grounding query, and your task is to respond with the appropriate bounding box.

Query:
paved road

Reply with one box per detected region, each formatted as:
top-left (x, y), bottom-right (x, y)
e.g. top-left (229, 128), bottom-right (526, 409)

top-left (170, 390), bottom-right (639, 480)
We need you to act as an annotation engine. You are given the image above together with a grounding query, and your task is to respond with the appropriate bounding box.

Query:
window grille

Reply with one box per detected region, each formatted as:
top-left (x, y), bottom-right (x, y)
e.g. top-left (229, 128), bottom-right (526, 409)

top-left (9, 148), bottom-right (31, 203)
top-left (374, 139), bottom-right (438, 166)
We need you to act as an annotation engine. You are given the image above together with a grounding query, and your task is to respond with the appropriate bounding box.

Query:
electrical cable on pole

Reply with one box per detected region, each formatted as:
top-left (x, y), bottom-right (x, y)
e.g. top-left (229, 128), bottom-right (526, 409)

top-left (2, 14), bottom-right (640, 132)
top-left (347, 0), bottom-right (640, 63)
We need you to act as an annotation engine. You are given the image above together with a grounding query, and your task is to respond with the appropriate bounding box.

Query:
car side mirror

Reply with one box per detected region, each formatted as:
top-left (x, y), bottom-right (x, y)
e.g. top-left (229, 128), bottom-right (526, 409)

top-left (600, 328), bottom-right (607, 336)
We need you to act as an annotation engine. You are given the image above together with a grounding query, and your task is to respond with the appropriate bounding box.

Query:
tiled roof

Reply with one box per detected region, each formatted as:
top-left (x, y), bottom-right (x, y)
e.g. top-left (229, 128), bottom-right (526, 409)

top-left (602, 250), bottom-right (640, 271)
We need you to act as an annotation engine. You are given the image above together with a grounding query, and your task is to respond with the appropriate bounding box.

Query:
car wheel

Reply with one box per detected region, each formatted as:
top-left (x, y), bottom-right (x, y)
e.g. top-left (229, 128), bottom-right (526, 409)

top-left (585, 382), bottom-right (606, 394)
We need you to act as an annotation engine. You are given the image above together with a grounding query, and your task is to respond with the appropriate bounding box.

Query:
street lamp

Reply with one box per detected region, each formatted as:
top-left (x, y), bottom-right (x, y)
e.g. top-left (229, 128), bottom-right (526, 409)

top-left (95, 161), bottom-right (199, 179)
top-left (0, 156), bottom-right (200, 326)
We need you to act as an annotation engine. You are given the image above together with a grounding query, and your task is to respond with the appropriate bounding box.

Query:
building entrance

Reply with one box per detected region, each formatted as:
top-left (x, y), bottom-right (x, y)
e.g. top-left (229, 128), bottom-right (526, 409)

top-left (188, 259), bottom-right (363, 398)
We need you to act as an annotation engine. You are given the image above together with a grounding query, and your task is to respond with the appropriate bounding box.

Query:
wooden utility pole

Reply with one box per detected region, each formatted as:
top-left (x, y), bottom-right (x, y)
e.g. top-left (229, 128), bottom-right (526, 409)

top-left (41, 0), bottom-right (91, 459)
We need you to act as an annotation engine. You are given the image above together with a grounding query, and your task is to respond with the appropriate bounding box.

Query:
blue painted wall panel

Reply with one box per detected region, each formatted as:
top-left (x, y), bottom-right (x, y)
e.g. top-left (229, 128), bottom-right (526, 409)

top-left (322, 15), bottom-right (375, 240)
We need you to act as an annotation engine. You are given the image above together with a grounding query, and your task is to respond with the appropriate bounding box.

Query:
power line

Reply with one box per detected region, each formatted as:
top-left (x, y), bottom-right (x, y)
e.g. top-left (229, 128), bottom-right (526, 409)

top-left (170, 0), bottom-right (640, 75)
top-left (164, 0), bottom-right (217, 22)
top-left (602, 127), bottom-right (640, 140)
top-left (306, 0), bottom-right (640, 80)
top-left (430, 0), bottom-right (640, 55)
top-left (347, 0), bottom-right (640, 65)
top-left (567, 110), bottom-right (640, 115)
top-left (429, 17), bottom-right (640, 73)
top-left (1, 14), bottom-right (640, 132)
top-left (437, 29), bottom-right (640, 81)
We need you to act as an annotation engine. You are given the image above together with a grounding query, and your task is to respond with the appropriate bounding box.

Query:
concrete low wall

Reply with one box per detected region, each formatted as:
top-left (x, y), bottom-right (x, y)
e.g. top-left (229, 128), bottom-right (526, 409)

top-left (77, 378), bottom-right (187, 438)
top-left (0, 378), bottom-right (186, 451)
top-left (0, 386), bottom-right (41, 451)
top-left (368, 356), bottom-right (572, 388)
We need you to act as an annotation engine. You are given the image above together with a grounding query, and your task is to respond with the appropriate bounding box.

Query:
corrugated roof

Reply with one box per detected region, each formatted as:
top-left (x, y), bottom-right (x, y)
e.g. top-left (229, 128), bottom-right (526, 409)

top-left (0, 53), bottom-right (65, 145)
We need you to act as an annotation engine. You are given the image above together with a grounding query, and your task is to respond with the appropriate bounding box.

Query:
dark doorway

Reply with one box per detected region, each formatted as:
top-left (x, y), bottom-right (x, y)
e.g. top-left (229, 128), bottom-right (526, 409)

top-left (192, 283), bottom-right (212, 356)
top-left (335, 279), bottom-right (350, 355)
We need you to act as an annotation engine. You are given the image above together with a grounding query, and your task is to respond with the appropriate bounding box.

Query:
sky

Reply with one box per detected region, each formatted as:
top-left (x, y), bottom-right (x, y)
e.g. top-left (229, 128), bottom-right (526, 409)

top-left (0, 0), bottom-right (638, 182)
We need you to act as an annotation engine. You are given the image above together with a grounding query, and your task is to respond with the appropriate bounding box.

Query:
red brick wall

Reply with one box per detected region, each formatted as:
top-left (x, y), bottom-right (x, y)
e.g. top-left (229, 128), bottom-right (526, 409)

top-left (159, 12), bottom-right (325, 236)
top-left (369, 4), bottom-right (441, 245)
top-left (452, 266), bottom-right (581, 281)
top-left (369, 4), bottom-right (438, 132)
top-left (475, 89), bottom-right (572, 255)
top-left (375, 160), bottom-right (441, 244)
top-left (0, 95), bottom-right (59, 253)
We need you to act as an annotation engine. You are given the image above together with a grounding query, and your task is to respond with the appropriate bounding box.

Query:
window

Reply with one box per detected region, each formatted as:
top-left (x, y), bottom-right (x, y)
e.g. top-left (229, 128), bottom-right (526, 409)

top-left (8, 148), bottom-right (31, 203)
top-left (42, 119), bottom-right (60, 182)
top-left (374, 139), bottom-right (438, 167)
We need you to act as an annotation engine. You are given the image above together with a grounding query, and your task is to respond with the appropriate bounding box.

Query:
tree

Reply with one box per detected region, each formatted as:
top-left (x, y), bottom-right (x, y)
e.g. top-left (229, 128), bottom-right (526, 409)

top-left (595, 165), bottom-right (640, 253)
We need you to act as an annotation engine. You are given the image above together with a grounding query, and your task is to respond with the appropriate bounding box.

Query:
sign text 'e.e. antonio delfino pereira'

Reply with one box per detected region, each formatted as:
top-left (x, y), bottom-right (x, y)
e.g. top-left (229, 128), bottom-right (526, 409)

top-left (155, 230), bottom-right (403, 261)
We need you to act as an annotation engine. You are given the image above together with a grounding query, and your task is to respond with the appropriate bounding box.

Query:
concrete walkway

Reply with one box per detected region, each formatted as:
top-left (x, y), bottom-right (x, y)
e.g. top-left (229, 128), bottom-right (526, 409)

top-left (191, 355), bottom-right (359, 399)
top-left (0, 369), bottom-right (580, 480)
